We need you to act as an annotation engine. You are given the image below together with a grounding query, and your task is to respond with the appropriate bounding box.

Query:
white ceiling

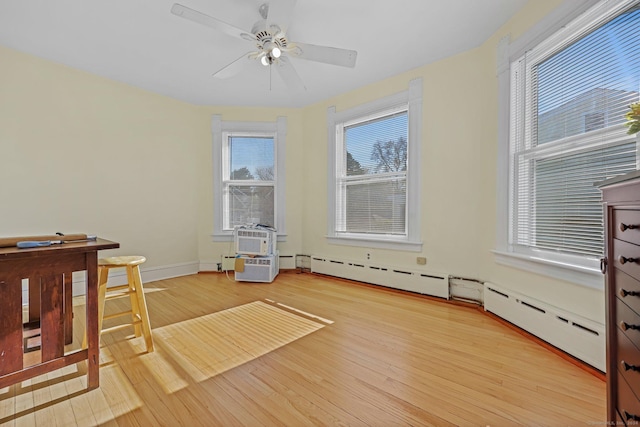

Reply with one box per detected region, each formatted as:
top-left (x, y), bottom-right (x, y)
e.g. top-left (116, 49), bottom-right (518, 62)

top-left (0, 0), bottom-right (528, 108)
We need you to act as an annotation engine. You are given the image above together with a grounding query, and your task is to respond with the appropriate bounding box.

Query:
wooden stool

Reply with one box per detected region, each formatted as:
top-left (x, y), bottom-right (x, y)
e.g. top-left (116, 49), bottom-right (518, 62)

top-left (84, 256), bottom-right (154, 352)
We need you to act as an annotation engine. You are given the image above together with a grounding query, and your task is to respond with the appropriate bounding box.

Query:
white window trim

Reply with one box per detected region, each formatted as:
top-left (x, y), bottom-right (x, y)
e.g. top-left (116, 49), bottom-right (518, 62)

top-left (326, 78), bottom-right (423, 252)
top-left (211, 115), bottom-right (287, 242)
top-left (495, 0), bottom-right (632, 289)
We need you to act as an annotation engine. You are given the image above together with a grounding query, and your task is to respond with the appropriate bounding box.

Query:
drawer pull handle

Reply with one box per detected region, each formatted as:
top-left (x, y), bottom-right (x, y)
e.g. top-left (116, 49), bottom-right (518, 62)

top-left (600, 258), bottom-right (607, 274)
top-left (619, 222), bottom-right (639, 232)
top-left (618, 255), bottom-right (638, 265)
top-left (624, 411), bottom-right (640, 422)
top-left (621, 360), bottom-right (640, 372)
top-left (620, 288), bottom-right (640, 298)
top-left (620, 321), bottom-right (640, 331)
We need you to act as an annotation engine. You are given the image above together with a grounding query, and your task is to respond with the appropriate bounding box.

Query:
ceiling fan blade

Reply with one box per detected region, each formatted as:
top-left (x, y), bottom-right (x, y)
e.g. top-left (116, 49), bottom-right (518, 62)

top-left (264, 0), bottom-right (297, 35)
top-left (275, 56), bottom-right (306, 91)
top-left (213, 52), bottom-right (253, 79)
top-left (171, 3), bottom-right (256, 42)
top-left (288, 42), bottom-right (357, 68)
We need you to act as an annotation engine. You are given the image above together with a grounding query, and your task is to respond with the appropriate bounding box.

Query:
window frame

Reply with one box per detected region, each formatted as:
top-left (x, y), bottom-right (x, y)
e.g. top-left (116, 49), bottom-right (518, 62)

top-left (327, 78), bottom-right (423, 252)
top-left (211, 115), bottom-right (287, 242)
top-left (495, 0), bottom-right (638, 289)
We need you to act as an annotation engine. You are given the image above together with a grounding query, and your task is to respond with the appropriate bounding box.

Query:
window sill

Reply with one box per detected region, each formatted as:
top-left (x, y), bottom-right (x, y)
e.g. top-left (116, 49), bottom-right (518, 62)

top-left (327, 235), bottom-right (423, 252)
top-left (493, 249), bottom-right (603, 290)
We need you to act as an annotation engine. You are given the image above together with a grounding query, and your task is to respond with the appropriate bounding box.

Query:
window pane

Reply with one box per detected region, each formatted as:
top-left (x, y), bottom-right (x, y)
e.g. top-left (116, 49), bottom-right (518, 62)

top-left (343, 177), bottom-right (406, 235)
top-left (523, 142), bottom-right (637, 257)
top-left (229, 137), bottom-right (274, 181)
top-left (339, 110), bottom-right (409, 236)
top-left (345, 112), bottom-right (407, 175)
top-left (227, 185), bottom-right (274, 228)
top-left (536, 6), bottom-right (640, 145)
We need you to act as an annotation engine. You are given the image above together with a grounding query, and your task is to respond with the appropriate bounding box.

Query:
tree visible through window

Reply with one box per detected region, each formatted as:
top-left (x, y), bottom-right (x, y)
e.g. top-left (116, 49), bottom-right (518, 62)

top-left (338, 110), bottom-right (408, 235)
top-left (224, 136), bottom-right (275, 229)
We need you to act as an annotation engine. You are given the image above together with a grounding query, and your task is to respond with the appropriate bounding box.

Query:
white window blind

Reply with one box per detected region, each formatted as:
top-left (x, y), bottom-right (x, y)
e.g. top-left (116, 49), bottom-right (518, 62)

top-left (336, 108), bottom-right (408, 236)
top-left (510, 1), bottom-right (640, 259)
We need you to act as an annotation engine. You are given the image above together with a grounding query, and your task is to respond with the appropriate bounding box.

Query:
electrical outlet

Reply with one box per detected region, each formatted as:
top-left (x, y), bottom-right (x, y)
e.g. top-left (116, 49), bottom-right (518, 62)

top-left (416, 257), bottom-right (427, 265)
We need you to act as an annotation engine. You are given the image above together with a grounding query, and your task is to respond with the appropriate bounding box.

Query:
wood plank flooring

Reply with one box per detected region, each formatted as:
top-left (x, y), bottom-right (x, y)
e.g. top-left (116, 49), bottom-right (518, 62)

top-left (1, 271), bottom-right (606, 426)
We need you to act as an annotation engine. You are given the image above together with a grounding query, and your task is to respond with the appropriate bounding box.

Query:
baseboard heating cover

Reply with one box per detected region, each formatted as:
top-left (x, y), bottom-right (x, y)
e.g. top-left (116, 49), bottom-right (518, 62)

top-left (310, 255), bottom-right (449, 299)
top-left (484, 282), bottom-right (605, 371)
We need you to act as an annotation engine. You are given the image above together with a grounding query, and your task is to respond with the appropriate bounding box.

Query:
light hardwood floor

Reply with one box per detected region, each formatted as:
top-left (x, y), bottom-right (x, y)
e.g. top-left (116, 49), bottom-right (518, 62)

top-left (1, 271), bottom-right (606, 426)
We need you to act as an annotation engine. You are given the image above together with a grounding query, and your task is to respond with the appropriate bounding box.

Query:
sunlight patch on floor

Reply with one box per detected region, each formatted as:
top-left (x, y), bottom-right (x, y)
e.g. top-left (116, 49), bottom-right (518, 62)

top-left (144, 300), bottom-right (328, 392)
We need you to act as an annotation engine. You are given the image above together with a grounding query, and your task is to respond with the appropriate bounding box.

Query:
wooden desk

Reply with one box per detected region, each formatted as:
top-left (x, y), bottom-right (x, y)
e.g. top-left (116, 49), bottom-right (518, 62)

top-left (0, 238), bottom-right (119, 390)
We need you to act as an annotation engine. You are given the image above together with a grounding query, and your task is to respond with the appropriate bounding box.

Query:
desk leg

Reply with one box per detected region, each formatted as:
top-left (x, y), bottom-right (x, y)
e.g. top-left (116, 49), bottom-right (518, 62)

top-left (86, 251), bottom-right (99, 390)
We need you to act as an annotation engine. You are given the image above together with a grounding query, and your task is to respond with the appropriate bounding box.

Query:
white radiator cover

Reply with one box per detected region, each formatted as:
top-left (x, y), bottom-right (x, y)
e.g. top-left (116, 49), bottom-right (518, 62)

top-left (484, 282), bottom-right (605, 371)
top-left (310, 255), bottom-right (449, 299)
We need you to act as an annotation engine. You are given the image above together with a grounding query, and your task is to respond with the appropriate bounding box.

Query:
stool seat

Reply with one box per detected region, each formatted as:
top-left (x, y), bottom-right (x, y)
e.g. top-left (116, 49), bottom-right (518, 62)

top-left (83, 255), bottom-right (154, 353)
top-left (99, 255), bottom-right (146, 267)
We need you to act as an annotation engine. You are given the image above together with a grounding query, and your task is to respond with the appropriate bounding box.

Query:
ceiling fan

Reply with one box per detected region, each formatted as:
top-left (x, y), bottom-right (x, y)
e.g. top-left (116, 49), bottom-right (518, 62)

top-left (170, 1), bottom-right (358, 91)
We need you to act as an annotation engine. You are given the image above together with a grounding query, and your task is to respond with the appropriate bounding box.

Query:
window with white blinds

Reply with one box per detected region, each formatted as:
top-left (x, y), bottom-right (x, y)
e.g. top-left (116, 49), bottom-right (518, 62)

top-left (509, 0), bottom-right (640, 261)
top-left (336, 109), bottom-right (408, 235)
top-left (326, 78), bottom-right (422, 251)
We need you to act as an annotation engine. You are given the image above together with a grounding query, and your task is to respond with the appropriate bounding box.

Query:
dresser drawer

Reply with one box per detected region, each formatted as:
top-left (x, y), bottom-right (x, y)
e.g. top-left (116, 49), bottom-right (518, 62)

top-left (614, 239), bottom-right (640, 281)
top-left (618, 326), bottom-right (640, 398)
top-left (617, 372), bottom-right (640, 425)
top-left (617, 296), bottom-right (640, 349)
top-left (614, 209), bottom-right (640, 246)
top-left (616, 269), bottom-right (640, 317)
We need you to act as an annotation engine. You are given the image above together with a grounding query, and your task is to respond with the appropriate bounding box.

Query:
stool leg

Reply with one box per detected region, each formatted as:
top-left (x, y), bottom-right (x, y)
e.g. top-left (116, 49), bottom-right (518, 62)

top-left (126, 266), bottom-right (142, 337)
top-left (83, 266), bottom-right (109, 349)
top-left (131, 265), bottom-right (154, 352)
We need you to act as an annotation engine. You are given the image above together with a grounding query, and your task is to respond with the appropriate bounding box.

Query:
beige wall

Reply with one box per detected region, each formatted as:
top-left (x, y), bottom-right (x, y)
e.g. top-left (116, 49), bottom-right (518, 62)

top-left (0, 0), bottom-right (605, 323)
top-left (0, 45), bottom-right (200, 267)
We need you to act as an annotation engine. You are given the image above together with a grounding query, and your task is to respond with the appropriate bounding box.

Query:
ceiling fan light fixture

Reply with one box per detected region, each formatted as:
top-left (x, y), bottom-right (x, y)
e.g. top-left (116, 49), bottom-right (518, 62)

top-left (264, 41), bottom-right (282, 59)
top-left (261, 55), bottom-right (270, 66)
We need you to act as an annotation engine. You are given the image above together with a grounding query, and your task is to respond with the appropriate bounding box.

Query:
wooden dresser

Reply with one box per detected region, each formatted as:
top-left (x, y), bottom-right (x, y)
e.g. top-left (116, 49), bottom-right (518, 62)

top-left (599, 171), bottom-right (640, 425)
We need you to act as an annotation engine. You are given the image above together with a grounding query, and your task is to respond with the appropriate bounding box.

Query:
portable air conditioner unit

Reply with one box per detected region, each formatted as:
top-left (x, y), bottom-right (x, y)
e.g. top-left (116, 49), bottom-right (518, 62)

top-left (234, 227), bottom-right (276, 256)
top-left (235, 252), bottom-right (279, 283)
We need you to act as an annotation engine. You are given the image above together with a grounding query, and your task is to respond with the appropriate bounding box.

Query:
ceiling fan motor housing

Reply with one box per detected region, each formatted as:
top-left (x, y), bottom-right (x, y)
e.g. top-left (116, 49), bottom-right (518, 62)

top-left (251, 20), bottom-right (288, 54)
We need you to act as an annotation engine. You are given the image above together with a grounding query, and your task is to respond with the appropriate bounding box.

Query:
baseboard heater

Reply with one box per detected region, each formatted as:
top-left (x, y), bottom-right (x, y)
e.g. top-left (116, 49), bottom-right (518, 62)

top-left (484, 282), bottom-right (605, 371)
top-left (310, 255), bottom-right (449, 299)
